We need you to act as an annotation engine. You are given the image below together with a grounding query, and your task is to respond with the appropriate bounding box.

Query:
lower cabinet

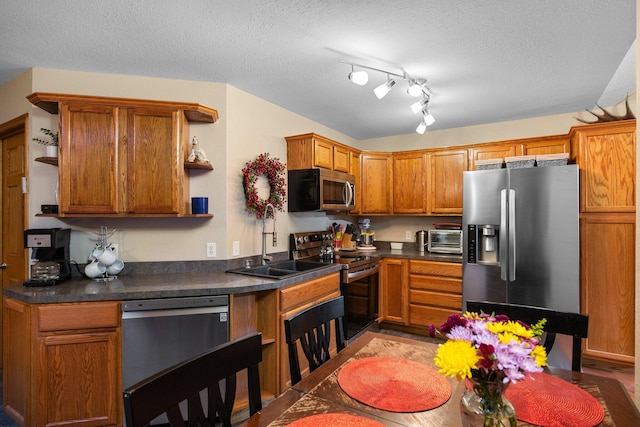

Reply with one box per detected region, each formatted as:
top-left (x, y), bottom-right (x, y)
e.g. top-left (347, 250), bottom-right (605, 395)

top-left (3, 298), bottom-right (121, 427)
top-left (380, 258), bottom-right (462, 332)
top-left (580, 213), bottom-right (635, 364)
top-left (408, 260), bottom-right (462, 327)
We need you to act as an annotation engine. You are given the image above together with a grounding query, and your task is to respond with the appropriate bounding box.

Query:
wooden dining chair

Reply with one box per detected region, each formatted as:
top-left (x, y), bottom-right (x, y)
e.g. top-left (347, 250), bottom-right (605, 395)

top-left (123, 332), bottom-right (262, 427)
top-left (284, 296), bottom-right (346, 385)
top-left (466, 300), bottom-right (589, 372)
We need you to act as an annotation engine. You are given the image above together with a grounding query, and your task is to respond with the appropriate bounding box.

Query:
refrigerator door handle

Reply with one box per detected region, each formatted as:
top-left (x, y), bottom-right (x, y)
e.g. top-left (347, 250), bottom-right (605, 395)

top-left (508, 189), bottom-right (516, 281)
top-left (500, 189), bottom-right (508, 281)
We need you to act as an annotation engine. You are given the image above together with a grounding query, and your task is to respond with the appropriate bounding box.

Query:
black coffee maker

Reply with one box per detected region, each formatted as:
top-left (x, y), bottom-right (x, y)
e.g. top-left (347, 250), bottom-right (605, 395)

top-left (24, 228), bottom-right (72, 287)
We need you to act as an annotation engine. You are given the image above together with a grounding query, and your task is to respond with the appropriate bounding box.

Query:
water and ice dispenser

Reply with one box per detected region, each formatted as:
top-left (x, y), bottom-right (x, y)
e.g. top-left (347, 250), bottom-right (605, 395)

top-left (467, 224), bottom-right (499, 264)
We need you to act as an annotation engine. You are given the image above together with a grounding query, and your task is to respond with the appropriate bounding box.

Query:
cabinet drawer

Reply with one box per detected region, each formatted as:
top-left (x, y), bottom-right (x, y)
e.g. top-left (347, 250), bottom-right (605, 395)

top-left (409, 260), bottom-right (461, 277)
top-left (410, 274), bottom-right (462, 293)
top-left (280, 273), bottom-right (340, 312)
top-left (410, 290), bottom-right (462, 310)
top-left (37, 302), bottom-right (120, 332)
top-left (409, 305), bottom-right (458, 327)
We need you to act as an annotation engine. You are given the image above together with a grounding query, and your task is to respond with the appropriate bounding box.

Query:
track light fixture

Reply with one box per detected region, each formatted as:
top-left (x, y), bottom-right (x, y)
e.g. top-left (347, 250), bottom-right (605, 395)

top-left (340, 60), bottom-right (434, 134)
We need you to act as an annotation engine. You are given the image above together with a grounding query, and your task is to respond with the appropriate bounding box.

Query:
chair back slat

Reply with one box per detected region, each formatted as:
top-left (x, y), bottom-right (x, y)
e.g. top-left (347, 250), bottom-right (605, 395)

top-left (466, 300), bottom-right (588, 372)
top-left (285, 296), bottom-right (346, 385)
top-left (123, 332), bottom-right (262, 427)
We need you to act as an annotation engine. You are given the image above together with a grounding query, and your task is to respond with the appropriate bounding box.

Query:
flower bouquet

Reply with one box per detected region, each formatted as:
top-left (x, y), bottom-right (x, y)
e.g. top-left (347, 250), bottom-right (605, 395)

top-left (429, 312), bottom-right (547, 427)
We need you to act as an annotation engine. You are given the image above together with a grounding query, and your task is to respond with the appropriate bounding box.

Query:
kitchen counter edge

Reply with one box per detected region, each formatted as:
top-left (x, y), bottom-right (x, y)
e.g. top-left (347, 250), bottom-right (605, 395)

top-left (3, 250), bottom-right (461, 304)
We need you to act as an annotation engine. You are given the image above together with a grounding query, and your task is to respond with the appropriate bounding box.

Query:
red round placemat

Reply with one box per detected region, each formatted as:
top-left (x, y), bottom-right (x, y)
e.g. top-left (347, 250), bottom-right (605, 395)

top-left (337, 357), bottom-right (451, 412)
top-left (506, 372), bottom-right (605, 427)
top-left (287, 413), bottom-right (385, 426)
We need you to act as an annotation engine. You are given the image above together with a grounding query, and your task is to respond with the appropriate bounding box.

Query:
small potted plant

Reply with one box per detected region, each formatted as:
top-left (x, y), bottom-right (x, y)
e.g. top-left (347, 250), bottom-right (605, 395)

top-left (32, 128), bottom-right (59, 157)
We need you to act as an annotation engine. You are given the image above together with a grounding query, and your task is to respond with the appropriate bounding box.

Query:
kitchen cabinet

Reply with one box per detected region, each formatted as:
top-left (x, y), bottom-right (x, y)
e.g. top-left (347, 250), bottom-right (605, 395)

top-left (379, 258), bottom-right (408, 325)
top-left (285, 133), bottom-right (352, 173)
top-left (3, 298), bottom-right (121, 427)
top-left (580, 213), bottom-right (635, 364)
top-left (349, 150), bottom-right (361, 214)
top-left (468, 135), bottom-right (571, 170)
top-left (408, 260), bottom-right (462, 328)
top-left (570, 120), bottom-right (636, 364)
top-left (571, 121), bottom-right (636, 213)
top-left (520, 134), bottom-right (570, 156)
top-left (28, 92), bottom-right (218, 217)
top-left (429, 148), bottom-right (467, 215)
top-left (392, 150), bottom-right (428, 214)
top-left (360, 152), bottom-right (393, 214)
top-left (468, 143), bottom-right (518, 170)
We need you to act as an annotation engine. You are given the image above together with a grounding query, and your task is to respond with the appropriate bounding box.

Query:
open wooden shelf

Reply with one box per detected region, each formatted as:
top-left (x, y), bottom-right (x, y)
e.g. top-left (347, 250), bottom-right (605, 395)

top-left (185, 161), bottom-right (214, 170)
top-left (35, 156), bottom-right (58, 166)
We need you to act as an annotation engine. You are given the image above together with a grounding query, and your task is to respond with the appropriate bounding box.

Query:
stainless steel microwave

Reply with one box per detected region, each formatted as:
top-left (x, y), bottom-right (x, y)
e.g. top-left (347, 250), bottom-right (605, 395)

top-left (288, 168), bottom-right (355, 212)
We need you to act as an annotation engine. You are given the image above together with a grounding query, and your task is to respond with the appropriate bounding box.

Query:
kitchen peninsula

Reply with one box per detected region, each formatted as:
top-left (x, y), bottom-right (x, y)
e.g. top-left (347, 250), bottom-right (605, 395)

top-left (2, 248), bottom-right (460, 427)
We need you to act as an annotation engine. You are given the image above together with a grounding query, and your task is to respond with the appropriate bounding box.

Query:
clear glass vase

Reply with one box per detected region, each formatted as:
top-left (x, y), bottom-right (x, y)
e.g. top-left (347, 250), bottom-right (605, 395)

top-left (460, 375), bottom-right (517, 427)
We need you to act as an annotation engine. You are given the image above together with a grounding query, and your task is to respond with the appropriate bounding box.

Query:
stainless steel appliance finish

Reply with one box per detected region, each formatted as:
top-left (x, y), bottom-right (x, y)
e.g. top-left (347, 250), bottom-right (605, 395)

top-left (287, 169), bottom-right (355, 212)
top-left (290, 231), bottom-right (379, 340)
top-left (415, 230), bottom-right (428, 252)
top-left (427, 229), bottom-right (463, 254)
top-left (122, 295), bottom-right (229, 424)
top-left (462, 164), bottom-right (579, 313)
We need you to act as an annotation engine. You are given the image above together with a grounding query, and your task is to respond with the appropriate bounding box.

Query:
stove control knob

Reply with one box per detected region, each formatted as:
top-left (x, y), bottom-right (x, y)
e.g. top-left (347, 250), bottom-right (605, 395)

top-left (296, 237), bottom-right (304, 244)
top-left (303, 236), bottom-right (309, 243)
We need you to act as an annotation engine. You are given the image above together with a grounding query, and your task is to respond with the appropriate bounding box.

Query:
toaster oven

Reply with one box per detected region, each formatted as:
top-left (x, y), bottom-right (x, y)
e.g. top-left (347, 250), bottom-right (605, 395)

top-left (428, 229), bottom-right (463, 254)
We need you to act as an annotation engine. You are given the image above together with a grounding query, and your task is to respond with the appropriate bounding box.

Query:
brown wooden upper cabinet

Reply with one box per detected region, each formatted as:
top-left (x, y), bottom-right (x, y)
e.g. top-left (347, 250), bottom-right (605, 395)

top-left (28, 93), bottom-right (218, 217)
top-left (360, 152), bottom-right (393, 214)
top-left (571, 121), bottom-right (636, 213)
top-left (392, 151), bottom-right (428, 214)
top-left (429, 148), bottom-right (467, 215)
top-left (285, 133), bottom-right (354, 173)
top-left (468, 135), bottom-right (570, 170)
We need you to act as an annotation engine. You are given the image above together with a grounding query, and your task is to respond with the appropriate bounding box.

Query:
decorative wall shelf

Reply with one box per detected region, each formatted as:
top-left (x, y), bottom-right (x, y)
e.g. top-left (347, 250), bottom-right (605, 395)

top-left (35, 156), bottom-right (58, 166)
top-left (185, 161), bottom-right (214, 170)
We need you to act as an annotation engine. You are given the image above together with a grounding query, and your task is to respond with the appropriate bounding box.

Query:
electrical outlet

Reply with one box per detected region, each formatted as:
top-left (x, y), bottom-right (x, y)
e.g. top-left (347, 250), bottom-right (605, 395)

top-left (206, 242), bottom-right (216, 258)
top-left (232, 241), bottom-right (240, 256)
top-left (111, 243), bottom-right (119, 259)
top-left (405, 231), bottom-right (412, 240)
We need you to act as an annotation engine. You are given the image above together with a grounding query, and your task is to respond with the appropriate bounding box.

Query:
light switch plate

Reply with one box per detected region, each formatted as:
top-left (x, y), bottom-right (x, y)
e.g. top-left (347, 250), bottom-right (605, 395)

top-left (232, 241), bottom-right (240, 256)
top-left (406, 231), bottom-right (412, 240)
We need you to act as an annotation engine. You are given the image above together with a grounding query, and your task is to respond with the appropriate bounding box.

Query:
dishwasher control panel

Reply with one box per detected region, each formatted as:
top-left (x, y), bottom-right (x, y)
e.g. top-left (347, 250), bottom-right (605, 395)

top-left (122, 295), bottom-right (229, 312)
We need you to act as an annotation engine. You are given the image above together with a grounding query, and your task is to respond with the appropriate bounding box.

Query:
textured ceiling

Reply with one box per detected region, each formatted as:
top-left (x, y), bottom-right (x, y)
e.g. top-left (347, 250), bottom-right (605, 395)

top-left (0, 0), bottom-right (636, 139)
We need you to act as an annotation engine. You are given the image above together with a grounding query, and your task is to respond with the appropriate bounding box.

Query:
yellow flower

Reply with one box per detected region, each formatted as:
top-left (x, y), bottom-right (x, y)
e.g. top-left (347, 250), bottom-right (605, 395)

top-left (531, 345), bottom-right (548, 367)
top-left (487, 320), bottom-right (534, 340)
top-left (435, 340), bottom-right (480, 381)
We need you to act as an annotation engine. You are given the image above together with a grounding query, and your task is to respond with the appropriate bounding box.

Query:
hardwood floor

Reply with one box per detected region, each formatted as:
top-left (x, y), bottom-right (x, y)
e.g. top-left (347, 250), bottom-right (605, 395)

top-left (377, 328), bottom-right (635, 400)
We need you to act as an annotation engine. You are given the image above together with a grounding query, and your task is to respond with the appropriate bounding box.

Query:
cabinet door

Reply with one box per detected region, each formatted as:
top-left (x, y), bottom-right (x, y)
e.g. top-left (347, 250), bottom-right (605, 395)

top-left (468, 144), bottom-right (518, 170)
top-left (393, 152), bottom-right (427, 214)
top-left (35, 331), bottom-right (120, 426)
top-left (350, 150), bottom-right (361, 214)
top-left (59, 103), bottom-right (119, 214)
top-left (126, 107), bottom-right (184, 214)
top-left (333, 145), bottom-right (350, 173)
top-left (581, 213), bottom-right (635, 364)
top-left (429, 148), bottom-right (467, 215)
top-left (521, 135), bottom-right (570, 156)
top-left (380, 258), bottom-right (408, 324)
top-left (573, 123), bottom-right (636, 213)
top-left (313, 138), bottom-right (333, 170)
top-left (360, 153), bottom-right (392, 214)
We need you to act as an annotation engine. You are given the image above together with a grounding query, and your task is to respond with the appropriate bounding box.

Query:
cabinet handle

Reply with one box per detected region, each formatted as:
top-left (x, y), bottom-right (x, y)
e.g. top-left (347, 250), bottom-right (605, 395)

top-left (0, 263), bottom-right (7, 269)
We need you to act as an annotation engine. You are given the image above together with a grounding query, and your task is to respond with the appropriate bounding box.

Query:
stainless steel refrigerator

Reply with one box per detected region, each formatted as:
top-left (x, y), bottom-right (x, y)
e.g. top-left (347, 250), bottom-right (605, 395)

top-left (462, 164), bottom-right (579, 315)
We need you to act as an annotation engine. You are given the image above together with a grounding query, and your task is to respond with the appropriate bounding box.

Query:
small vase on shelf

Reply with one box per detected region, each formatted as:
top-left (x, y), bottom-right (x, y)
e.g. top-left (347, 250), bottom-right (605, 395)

top-left (45, 145), bottom-right (58, 158)
top-left (460, 374), bottom-right (517, 427)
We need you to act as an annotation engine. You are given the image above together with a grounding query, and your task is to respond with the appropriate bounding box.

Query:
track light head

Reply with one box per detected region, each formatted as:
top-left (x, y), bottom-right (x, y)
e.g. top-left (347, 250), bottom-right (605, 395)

top-left (374, 77), bottom-right (396, 100)
top-left (423, 110), bottom-right (436, 126)
top-left (407, 78), bottom-right (427, 97)
top-left (416, 120), bottom-right (427, 134)
top-left (410, 97), bottom-right (429, 114)
top-left (348, 65), bottom-right (369, 86)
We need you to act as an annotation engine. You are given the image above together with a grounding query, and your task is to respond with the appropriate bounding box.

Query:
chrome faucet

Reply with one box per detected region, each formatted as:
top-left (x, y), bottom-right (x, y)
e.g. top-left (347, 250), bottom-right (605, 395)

top-left (262, 203), bottom-right (277, 265)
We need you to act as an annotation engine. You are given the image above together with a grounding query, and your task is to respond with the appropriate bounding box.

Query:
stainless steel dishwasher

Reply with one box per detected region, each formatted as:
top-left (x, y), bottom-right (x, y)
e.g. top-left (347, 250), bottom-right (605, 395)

top-left (122, 295), bottom-right (229, 424)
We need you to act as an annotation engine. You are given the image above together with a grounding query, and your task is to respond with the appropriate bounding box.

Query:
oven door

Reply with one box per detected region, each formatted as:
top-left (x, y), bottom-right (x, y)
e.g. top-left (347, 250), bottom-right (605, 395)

top-left (341, 263), bottom-right (379, 340)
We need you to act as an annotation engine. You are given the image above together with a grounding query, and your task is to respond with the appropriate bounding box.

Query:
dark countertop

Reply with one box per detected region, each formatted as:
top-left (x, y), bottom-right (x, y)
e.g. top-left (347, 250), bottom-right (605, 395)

top-left (3, 247), bottom-right (461, 305)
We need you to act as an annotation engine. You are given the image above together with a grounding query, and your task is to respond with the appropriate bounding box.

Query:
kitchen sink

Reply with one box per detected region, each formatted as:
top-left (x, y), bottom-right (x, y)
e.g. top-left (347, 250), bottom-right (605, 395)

top-left (226, 260), bottom-right (329, 279)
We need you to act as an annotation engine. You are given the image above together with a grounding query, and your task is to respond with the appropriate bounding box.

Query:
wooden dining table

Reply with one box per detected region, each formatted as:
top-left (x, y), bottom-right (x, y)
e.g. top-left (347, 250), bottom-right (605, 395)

top-left (239, 331), bottom-right (640, 426)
